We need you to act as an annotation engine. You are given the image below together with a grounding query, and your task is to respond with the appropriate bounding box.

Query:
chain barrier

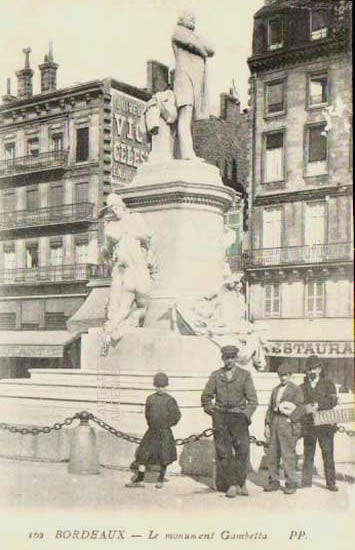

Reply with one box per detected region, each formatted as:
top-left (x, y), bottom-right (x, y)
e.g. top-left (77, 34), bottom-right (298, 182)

top-left (0, 411), bottom-right (353, 445)
top-left (0, 414), bottom-right (78, 435)
top-left (335, 425), bottom-right (355, 437)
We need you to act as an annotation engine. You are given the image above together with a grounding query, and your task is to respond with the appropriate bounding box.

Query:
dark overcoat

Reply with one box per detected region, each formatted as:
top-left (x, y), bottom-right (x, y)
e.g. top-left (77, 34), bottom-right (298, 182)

top-left (300, 376), bottom-right (337, 435)
top-left (135, 391), bottom-right (181, 466)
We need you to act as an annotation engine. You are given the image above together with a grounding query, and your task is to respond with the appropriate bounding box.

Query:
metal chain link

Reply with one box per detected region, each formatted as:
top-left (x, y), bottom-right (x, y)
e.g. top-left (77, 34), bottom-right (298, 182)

top-left (0, 411), bottom-right (353, 446)
top-left (90, 414), bottom-right (143, 445)
top-left (0, 414), bottom-right (78, 435)
top-left (336, 425), bottom-right (355, 437)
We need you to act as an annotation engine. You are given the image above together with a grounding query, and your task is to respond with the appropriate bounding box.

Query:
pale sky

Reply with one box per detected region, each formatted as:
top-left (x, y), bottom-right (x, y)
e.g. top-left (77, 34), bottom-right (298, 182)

top-left (0, 0), bottom-right (264, 113)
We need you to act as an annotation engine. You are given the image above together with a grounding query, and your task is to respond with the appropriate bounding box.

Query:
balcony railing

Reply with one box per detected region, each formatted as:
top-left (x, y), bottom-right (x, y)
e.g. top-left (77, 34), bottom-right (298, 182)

top-left (0, 263), bottom-right (93, 285)
top-left (247, 242), bottom-right (353, 267)
top-left (0, 150), bottom-right (68, 175)
top-left (0, 202), bottom-right (95, 230)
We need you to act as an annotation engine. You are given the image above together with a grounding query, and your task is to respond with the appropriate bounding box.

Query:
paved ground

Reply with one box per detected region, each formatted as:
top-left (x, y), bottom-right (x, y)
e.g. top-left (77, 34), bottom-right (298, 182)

top-left (0, 457), bottom-right (354, 550)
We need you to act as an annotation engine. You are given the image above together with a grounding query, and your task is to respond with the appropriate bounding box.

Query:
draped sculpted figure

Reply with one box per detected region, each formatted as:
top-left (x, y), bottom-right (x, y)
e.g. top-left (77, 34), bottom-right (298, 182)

top-left (100, 193), bottom-right (155, 354)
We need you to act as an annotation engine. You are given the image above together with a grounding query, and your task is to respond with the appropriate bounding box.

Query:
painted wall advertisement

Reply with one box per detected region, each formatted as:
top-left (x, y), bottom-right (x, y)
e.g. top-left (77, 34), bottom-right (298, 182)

top-left (111, 89), bottom-right (150, 186)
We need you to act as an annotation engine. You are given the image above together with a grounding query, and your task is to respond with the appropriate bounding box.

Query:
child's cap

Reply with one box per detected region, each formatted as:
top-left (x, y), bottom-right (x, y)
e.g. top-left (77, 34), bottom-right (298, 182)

top-left (153, 372), bottom-right (169, 388)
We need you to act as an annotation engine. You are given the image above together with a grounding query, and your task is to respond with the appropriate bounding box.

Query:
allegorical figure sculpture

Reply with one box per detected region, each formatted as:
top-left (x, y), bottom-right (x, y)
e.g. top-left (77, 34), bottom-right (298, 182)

top-left (172, 10), bottom-right (215, 159)
top-left (144, 89), bottom-right (177, 162)
top-left (100, 193), bottom-right (155, 354)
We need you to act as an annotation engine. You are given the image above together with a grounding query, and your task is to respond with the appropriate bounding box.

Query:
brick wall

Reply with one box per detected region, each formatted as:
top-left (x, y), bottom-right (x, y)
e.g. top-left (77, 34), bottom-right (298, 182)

top-left (192, 94), bottom-right (250, 194)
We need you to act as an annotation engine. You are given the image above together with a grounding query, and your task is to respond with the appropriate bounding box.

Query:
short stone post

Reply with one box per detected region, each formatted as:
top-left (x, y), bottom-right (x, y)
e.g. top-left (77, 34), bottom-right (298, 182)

top-left (68, 411), bottom-right (100, 475)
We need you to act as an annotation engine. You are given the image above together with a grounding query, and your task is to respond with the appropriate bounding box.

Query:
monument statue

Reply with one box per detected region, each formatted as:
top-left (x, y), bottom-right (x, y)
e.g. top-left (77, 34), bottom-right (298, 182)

top-left (100, 193), bottom-right (155, 354)
top-left (143, 10), bottom-right (214, 163)
top-left (172, 10), bottom-right (215, 159)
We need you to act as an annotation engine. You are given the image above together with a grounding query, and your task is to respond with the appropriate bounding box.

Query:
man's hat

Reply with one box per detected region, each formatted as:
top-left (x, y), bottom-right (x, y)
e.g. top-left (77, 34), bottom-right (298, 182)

top-left (221, 345), bottom-right (239, 358)
top-left (277, 362), bottom-right (293, 376)
top-left (305, 355), bottom-right (322, 370)
top-left (153, 372), bottom-right (169, 388)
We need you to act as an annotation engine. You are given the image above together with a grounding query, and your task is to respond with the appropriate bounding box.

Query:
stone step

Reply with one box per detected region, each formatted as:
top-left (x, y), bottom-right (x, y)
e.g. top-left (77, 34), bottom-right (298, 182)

top-left (0, 386), bottom-right (273, 413)
top-left (27, 368), bottom-right (286, 390)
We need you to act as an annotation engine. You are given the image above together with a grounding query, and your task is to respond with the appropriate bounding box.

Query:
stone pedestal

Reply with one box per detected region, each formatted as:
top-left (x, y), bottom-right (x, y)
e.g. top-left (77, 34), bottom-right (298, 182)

top-left (119, 160), bottom-right (235, 329)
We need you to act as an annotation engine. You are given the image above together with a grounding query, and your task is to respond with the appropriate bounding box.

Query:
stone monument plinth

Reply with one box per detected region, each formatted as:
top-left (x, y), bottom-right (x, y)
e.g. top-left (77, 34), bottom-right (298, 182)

top-left (120, 160), bottom-right (235, 330)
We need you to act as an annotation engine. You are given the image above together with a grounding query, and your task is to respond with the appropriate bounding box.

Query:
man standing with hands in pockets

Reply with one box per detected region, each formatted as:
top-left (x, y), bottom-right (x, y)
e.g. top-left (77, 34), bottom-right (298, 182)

top-left (201, 345), bottom-right (258, 498)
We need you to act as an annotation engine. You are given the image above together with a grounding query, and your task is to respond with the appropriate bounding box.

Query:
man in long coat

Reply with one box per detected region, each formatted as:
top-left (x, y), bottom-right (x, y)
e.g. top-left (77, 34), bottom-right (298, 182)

top-left (300, 355), bottom-right (338, 491)
top-left (172, 11), bottom-right (214, 159)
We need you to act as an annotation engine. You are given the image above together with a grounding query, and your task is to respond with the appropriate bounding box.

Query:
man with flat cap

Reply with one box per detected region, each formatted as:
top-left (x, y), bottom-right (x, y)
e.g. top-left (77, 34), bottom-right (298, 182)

top-left (264, 362), bottom-right (304, 494)
top-left (300, 355), bottom-right (338, 491)
top-left (201, 345), bottom-right (258, 498)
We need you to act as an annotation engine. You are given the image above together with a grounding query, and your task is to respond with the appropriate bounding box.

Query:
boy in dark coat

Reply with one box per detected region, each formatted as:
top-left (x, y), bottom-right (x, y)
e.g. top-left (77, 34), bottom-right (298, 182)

top-left (300, 355), bottom-right (338, 491)
top-left (126, 372), bottom-right (181, 489)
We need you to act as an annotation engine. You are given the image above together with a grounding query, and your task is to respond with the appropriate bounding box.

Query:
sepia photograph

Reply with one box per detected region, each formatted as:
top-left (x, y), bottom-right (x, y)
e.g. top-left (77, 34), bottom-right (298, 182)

top-left (0, 1), bottom-right (353, 549)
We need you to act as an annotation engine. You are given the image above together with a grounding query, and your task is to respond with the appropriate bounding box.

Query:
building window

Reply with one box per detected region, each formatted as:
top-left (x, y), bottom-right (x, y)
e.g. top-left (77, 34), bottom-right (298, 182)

top-left (75, 238), bottom-right (88, 280)
top-left (308, 73), bottom-right (328, 107)
top-left (25, 243), bottom-right (39, 268)
top-left (4, 247), bottom-right (15, 270)
top-left (49, 185), bottom-right (63, 208)
top-left (3, 245), bottom-right (16, 283)
top-left (2, 191), bottom-right (15, 212)
top-left (306, 124), bottom-right (327, 176)
top-left (305, 280), bottom-right (324, 317)
top-left (75, 238), bottom-right (88, 264)
top-left (52, 133), bottom-right (64, 152)
top-left (305, 202), bottom-right (325, 246)
top-left (264, 283), bottom-right (280, 317)
top-left (263, 207), bottom-right (282, 249)
top-left (76, 127), bottom-right (89, 162)
top-left (225, 207), bottom-right (242, 261)
top-left (50, 242), bottom-right (63, 267)
top-left (263, 132), bottom-right (284, 183)
top-left (27, 137), bottom-right (39, 157)
top-left (266, 81), bottom-right (285, 114)
top-left (311, 9), bottom-right (328, 40)
top-left (75, 182), bottom-right (88, 203)
top-left (26, 188), bottom-right (39, 211)
top-left (50, 241), bottom-right (63, 281)
top-left (4, 142), bottom-right (15, 161)
top-left (268, 18), bottom-right (283, 50)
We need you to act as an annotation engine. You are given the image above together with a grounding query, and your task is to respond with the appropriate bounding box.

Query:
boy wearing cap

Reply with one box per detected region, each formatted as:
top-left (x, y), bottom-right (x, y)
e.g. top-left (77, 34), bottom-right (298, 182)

top-left (264, 363), bottom-right (304, 495)
top-left (201, 345), bottom-right (258, 498)
top-left (126, 372), bottom-right (181, 489)
top-left (300, 355), bottom-right (338, 491)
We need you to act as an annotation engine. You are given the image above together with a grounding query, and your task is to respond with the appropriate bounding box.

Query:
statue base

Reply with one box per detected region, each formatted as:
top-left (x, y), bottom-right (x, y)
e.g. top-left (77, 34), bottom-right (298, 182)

top-left (81, 327), bottom-right (221, 374)
top-left (133, 158), bottom-right (224, 186)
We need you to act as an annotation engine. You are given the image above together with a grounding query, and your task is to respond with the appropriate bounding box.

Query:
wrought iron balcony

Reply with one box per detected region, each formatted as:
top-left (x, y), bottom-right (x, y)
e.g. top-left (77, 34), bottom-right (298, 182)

top-left (0, 202), bottom-right (95, 230)
top-left (246, 242), bottom-right (353, 267)
top-left (0, 150), bottom-right (68, 175)
top-left (0, 263), bottom-right (93, 285)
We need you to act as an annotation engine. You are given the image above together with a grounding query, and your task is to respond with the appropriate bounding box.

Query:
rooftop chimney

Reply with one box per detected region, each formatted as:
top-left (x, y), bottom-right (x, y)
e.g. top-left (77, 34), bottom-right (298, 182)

top-left (220, 92), bottom-right (240, 121)
top-left (2, 78), bottom-right (17, 104)
top-left (16, 48), bottom-right (34, 98)
top-left (39, 41), bottom-right (58, 93)
top-left (147, 60), bottom-right (169, 94)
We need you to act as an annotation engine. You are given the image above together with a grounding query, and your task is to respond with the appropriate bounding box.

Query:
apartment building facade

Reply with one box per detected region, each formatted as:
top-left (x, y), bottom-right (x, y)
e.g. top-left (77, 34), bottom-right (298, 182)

top-left (0, 48), bottom-right (250, 375)
top-left (0, 47), bottom-right (150, 375)
top-left (246, 0), bottom-right (353, 389)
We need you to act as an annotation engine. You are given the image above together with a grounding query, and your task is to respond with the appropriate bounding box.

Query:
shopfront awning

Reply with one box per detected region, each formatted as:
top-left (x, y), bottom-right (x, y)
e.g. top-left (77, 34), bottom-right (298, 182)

top-left (67, 285), bottom-right (109, 333)
top-left (0, 331), bottom-right (81, 358)
top-left (254, 319), bottom-right (354, 358)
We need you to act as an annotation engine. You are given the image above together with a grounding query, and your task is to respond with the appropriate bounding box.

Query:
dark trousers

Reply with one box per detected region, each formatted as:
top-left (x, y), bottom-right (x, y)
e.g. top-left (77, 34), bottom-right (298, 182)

top-left (302, 426), bottom-right (336, 487)
top-left (212, 412), bottom-right (250, 489)
top-left (268, 416), bottom-right (298, 488)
